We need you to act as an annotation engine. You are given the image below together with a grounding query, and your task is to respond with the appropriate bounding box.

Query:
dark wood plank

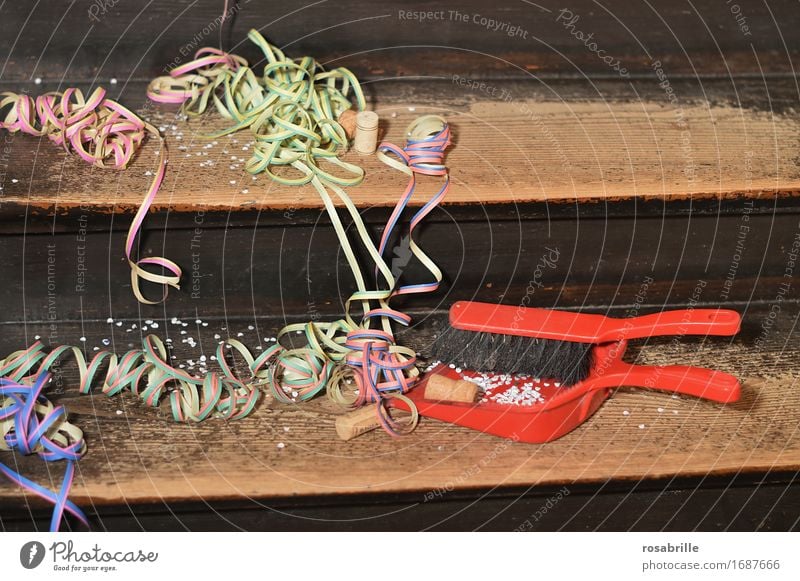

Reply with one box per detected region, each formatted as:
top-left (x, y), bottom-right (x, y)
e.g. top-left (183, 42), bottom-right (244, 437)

top-left (0, 0), bottom-right (797, 81)
top-left (3, 473), bottom-right (799, 531)
top-left (1, 199), bottom-right (797, 321)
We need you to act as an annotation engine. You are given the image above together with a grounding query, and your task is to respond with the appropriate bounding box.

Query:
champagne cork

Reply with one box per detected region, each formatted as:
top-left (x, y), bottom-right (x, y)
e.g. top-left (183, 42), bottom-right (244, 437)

top-left (338, 108), bottom-right (357, 140)
top-left (354, 110), bottom-right (379, 155)
top-left (336, 405), bottom-right (410, 441)
top-left (424, 374), bottom-right (479, 403)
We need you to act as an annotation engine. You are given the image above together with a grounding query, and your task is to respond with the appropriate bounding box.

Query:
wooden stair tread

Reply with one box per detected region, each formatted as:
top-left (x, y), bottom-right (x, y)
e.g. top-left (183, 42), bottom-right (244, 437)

top-left (2, 80), bottom-right (799, 214)
top-left (0, 303), bottom-right (797, 506)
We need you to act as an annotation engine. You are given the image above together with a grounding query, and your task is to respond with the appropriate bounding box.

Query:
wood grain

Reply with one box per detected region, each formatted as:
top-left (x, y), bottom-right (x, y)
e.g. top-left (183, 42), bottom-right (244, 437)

top-left (2, 84), bottom-right (800, 213)
top-left (1, 0), bottom-right (798, 81)
top-left (1, 303), bottom-right (797, 508)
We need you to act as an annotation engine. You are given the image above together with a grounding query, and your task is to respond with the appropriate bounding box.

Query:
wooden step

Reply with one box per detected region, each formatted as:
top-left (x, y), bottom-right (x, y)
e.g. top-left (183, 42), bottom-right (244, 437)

top-left (0, 302), bottom-right (796, 527)
top-left (2, 79), bottom-right (800, 219)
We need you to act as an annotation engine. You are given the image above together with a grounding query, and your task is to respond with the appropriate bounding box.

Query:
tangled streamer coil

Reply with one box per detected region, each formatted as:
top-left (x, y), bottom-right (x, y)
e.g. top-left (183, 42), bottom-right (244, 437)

top-left (0, 336), bottom-right (260, 423)
top-left (0, 335), bottom-right (265, 530)
top-left (1, 373), bottom-right (88, 531)
top-left (210, 116), bottom-right (451, 436)
top-left (146, 31), bottom-right (452, 435)
top-left (147, 30), bottom-right (366, 188)
top-left (0, 88), bottom-right (180, 305)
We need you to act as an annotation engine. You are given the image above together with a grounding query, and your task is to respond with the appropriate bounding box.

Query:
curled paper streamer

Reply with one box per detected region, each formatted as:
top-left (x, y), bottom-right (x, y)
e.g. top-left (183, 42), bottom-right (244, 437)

top-left (204, 115), bottom-right (450, 436)
top-left (147, 30), bottom-right (366, 187)
top-left (0, 88), bottom-right (180, 304)
top-left (0, 373), bottom-right (88, 532)
top-left (0, 335), bottom-right (263, 531)
top-left (0, 336), bottom-right (260, 424)
top-left (147, 32), bottom-right (452, 436)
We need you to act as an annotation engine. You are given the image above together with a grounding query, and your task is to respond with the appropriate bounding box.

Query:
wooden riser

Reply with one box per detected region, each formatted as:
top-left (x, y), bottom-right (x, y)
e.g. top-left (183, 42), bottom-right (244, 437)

top-left (0, 207), bottom-right (797, 321)
top-left (3, 474), bottom-right (799, 531)
top-left (0, 0), bottom-right (797, 80)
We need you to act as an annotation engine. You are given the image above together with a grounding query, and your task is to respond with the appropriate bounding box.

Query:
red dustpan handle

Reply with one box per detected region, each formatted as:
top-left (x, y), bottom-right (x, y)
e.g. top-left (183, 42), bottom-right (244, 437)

top-left (449, 301), bottom-right (741, 343)
top-left (591, 363), bottom-right (741, 403)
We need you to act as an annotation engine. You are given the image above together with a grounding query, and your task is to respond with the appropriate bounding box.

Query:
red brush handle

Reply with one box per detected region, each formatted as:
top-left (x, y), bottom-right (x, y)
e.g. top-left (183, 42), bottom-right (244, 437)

top-left (589, 363), bottom-right (741, 403)
top-left (450, 301), bottom-right (741, 343)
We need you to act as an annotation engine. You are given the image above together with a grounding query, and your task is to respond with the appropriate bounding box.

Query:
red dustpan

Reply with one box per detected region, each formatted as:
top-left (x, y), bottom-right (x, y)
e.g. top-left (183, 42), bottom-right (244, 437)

top-left (392, 339), bottom-right (740, 443)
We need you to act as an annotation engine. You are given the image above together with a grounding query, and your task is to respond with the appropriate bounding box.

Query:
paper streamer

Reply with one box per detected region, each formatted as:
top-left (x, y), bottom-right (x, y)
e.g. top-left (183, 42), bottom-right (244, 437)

top-left (0, 336), bottom-right (260, 423)
top-left (0, 372), bottom-right (88, 532)
top-left (0, 88), bottom-right (180, 304)
top-left (147, 30), bottom-right (365, 187)
top-left (0, 334), bottom-right (262, 530)
top-left (147, 32), bottom-right (452, 436)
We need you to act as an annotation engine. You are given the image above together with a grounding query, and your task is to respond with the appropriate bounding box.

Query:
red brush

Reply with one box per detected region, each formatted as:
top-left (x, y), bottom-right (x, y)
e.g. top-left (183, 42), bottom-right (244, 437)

top-left (396, 301), bottom-right (742, 442)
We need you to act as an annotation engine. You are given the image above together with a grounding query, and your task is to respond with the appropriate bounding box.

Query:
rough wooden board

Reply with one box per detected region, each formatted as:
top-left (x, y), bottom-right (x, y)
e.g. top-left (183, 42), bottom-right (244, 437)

top-left (2, 93), bottom-right (799, 213)
top-left (0, 304), bottom-right (798, 508)
top-left (1, 0), bottom-right (798, 80)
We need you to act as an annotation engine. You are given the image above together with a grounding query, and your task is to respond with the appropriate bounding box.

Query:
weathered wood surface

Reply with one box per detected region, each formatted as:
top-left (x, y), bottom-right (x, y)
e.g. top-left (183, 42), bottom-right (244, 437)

top-left (1, 303), bottom-right (797, 512)
top-left (3, 80), bottom-right (800, 215)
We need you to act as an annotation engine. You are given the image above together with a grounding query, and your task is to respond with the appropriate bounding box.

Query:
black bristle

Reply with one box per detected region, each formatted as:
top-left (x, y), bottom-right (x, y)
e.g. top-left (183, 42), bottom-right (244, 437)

top-left (432, 327), bottom-right (593, 387)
